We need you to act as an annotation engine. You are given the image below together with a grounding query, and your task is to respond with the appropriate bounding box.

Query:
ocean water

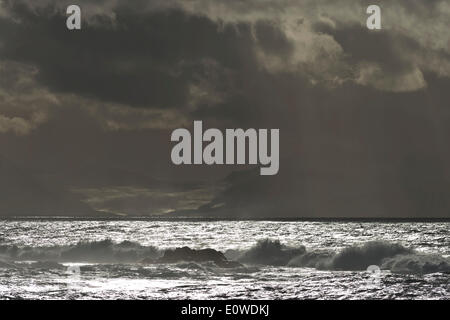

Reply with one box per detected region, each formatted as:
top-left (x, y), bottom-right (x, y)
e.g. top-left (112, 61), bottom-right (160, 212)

top-left (0, 219), bottom-right (448, 300)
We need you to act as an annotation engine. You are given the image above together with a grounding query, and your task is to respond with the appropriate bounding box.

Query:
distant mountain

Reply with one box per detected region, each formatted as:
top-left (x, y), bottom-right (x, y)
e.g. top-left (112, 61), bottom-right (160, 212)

top-left (0, 155), bottom-right (95, 216)
top-left (177, 155), bottom-right (450, 219)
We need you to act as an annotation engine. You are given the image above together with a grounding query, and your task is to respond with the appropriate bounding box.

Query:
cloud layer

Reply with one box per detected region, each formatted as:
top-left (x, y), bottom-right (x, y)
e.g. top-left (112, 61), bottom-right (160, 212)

top-left (0, 0), bottom-right (449, 217)
top-left (1, 0), bottom-right (448, 130)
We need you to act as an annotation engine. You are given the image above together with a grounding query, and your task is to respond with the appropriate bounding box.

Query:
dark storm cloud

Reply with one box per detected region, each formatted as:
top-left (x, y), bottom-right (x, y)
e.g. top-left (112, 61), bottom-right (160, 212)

top-left (0, 0), bottom-right (448, 122)
top-left (0, 0), bottom-right (449, 217)
top-left (0, 0), bottom-right (293, 119)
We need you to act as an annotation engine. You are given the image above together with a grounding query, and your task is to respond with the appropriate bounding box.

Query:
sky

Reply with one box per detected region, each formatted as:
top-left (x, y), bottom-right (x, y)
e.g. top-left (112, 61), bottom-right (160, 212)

top-left (0, 0), bottom-right (449, 218)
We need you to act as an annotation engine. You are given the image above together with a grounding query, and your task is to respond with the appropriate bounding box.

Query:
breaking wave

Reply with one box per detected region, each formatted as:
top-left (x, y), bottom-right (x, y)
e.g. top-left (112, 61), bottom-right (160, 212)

top-left (0, 239), bottom-right (160, 263)
top-left (1, 239), bottom-right (449, 274)
top-left (228, 239), bottom-right (306, 266)
top-left (227, 239), bottom-right (449, 274)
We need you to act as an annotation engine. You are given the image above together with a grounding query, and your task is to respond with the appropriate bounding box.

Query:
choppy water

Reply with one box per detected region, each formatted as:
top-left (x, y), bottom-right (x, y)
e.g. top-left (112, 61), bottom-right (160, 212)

top-left (0, 219), bottom-right (448, 299)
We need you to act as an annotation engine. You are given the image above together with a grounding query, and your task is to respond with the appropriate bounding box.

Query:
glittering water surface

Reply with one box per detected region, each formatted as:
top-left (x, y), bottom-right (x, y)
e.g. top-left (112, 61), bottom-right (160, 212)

top-left (0, 220), bottom-right (448, 299)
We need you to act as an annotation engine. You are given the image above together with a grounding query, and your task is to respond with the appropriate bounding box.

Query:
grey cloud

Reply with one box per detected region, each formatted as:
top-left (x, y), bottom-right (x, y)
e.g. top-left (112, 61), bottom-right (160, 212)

top-left (0, 0), bottom-right (449, 218)
top-left (0, 0), bottom-right (447, 123)
top-left (0, 60), bottom-right (55, 134)
top-left (313, 22), bottom-right (431, 92)
top-left (0, 2), bottom-right (263, 112)
top-left (0, 112), bottom-right (47, 135)
top-left (0, 0), bottom-right (304, 128)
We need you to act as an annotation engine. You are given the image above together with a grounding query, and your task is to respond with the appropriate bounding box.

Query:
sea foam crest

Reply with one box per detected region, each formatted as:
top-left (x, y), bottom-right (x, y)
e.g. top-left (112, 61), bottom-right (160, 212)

top-left (1, 239), bottom-right (449, 274)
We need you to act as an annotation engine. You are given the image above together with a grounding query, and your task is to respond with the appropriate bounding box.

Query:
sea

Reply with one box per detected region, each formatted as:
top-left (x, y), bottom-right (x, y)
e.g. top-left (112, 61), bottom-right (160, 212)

top-left (0, 219), bottom-right (448, 300)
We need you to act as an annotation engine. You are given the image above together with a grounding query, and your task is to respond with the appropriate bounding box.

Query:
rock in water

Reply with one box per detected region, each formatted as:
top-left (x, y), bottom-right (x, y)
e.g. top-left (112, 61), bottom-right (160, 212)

top-left (156, 246), bottom-right (241, 268)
